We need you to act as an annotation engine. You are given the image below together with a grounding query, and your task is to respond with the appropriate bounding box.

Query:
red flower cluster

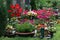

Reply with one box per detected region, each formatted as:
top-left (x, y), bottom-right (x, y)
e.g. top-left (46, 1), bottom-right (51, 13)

top-left (8, 4), bottom-right (22, 17)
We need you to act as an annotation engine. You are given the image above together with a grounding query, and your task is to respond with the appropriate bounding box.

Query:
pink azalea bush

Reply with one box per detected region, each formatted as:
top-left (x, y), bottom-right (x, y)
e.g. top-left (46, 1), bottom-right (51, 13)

top-left (23, 10), bottom-right (28, 15)
top-left (36, 9), bottom-right (53, 19)
top-left (23, 9), bottom-right (54, 19)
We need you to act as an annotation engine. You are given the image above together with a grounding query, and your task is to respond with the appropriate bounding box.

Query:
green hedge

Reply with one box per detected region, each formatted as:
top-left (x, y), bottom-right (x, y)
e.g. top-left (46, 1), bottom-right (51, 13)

top-left (0, 0), bottom-right (8, 36)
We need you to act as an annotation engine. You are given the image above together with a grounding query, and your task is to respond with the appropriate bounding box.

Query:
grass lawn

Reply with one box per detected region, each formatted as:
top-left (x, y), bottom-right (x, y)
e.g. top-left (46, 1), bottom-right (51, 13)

top-left (0, 24), bottom-right (60, 40)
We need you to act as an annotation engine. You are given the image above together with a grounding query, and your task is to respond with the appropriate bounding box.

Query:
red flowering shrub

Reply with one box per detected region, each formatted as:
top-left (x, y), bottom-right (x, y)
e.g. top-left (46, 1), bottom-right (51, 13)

top-left (8, 10), bottom-right (12, 13)
top-left (8, 4), bottom-right (22, 17)
top-left (10, 4), bottom-right (15, 9)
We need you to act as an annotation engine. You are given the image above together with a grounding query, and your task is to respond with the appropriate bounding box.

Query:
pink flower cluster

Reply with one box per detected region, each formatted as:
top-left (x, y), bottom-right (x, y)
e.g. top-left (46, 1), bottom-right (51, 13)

top-left (23, 10), bottom-right (28, 15)
top-left (23, 9), bottom-right (54, 19)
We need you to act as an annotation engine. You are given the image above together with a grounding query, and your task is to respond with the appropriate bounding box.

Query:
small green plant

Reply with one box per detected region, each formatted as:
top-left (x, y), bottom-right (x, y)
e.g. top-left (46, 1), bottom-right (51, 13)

top-left (15, 22), bottom-right (35, 32)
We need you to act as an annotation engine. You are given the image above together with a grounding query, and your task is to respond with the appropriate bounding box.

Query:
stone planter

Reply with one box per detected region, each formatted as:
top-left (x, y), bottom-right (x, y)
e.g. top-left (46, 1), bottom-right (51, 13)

top-left (15, 31), bottom-right (35, 37)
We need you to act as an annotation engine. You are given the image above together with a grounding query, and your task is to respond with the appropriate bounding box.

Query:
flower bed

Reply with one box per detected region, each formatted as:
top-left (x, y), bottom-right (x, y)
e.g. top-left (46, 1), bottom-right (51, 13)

top-left (6, 4), bottom-right (57, 37)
